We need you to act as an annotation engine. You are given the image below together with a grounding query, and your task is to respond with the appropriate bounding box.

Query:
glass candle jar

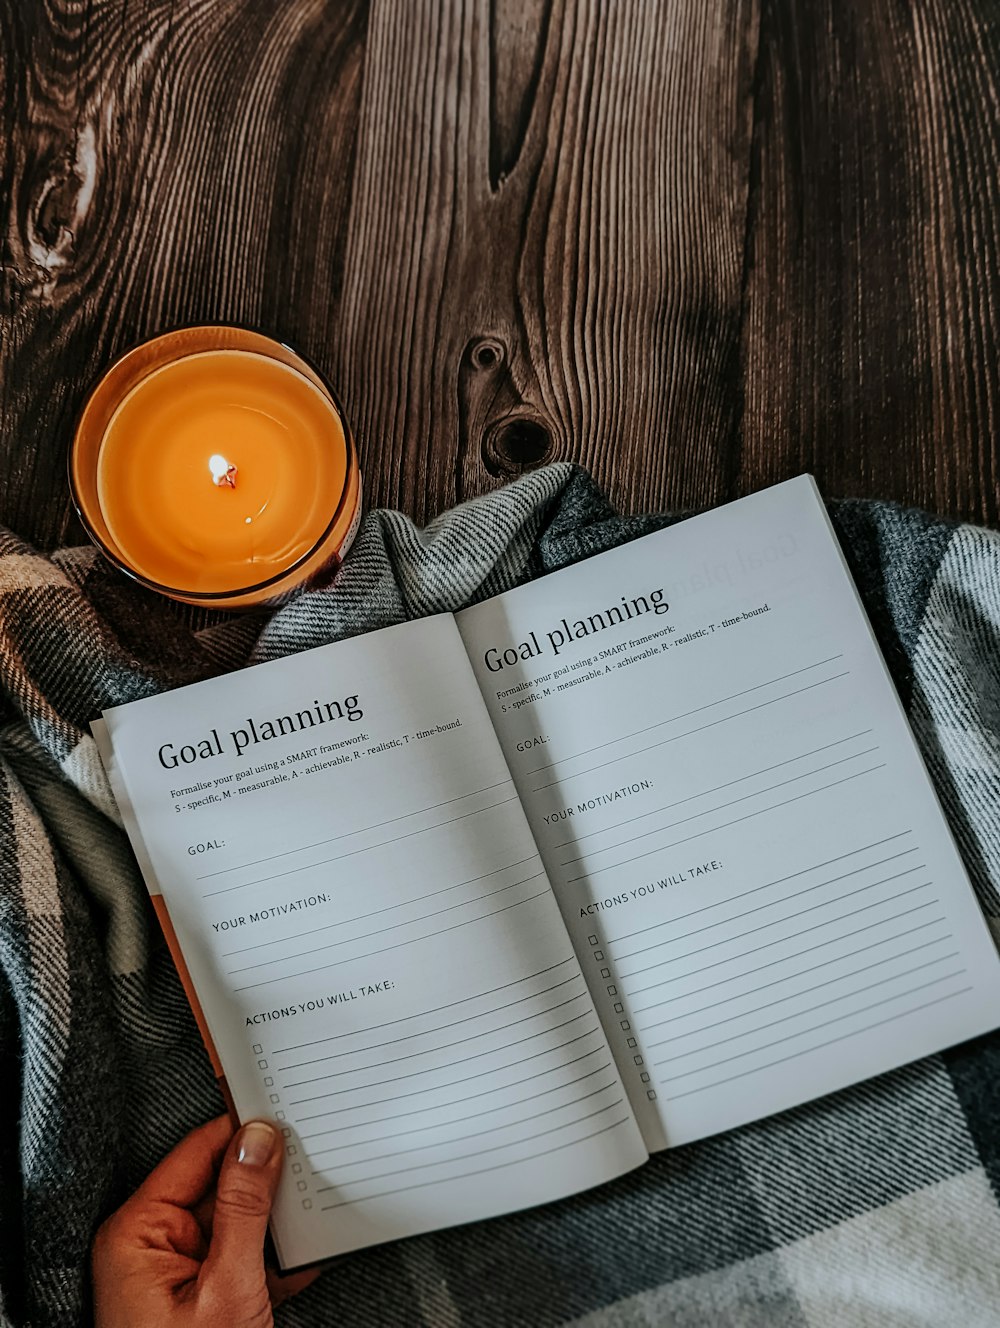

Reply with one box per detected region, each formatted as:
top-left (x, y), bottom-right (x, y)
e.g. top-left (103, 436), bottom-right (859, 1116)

top-left (69, 326), bottom-right (362, 609)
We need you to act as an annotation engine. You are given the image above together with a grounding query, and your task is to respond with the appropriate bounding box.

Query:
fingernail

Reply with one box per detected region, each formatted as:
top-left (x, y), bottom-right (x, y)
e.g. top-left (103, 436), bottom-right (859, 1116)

top-left (237, 1121), bottom-right (278, 1167)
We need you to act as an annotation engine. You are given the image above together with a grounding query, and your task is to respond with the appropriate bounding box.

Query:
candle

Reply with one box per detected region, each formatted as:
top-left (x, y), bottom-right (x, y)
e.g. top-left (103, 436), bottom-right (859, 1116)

top-left (95, 350), bottom-right (348, 593)
top-left (70, 327), bottom-right (361, 608)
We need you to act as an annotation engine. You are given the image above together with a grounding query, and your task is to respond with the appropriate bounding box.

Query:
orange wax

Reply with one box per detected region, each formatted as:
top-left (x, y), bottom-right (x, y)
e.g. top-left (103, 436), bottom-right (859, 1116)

top-left (95, 351), bottom-right (348, 595)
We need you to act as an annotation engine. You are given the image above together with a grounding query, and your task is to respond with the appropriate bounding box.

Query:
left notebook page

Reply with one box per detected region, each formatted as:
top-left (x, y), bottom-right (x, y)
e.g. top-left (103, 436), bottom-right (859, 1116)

top-left (95, 613), bottom-right (645, 1268)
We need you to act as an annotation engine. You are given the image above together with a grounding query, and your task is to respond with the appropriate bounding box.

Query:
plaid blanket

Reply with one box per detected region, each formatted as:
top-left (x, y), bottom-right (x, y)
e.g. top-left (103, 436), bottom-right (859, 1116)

top-left (1, 464), bottom-right (999, 1327)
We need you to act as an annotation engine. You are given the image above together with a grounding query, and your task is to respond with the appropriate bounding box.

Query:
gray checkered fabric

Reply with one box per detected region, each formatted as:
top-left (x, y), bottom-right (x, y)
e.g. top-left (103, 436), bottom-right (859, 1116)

top-left (1, 465), bottom-right (999, 1327)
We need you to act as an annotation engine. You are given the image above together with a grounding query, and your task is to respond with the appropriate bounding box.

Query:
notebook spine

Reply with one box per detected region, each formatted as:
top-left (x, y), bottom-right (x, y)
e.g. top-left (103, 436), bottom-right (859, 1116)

top-left (150, 894), bottom-right (235, 1117)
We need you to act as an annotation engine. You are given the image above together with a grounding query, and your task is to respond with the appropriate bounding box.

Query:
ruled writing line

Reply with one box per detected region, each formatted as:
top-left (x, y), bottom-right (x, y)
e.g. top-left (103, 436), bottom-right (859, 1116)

top-left (228, 871), bottom-right (548, 976)
top-left (224, 855), bottom-right (541, 957)
top-left (663, 973), bottom-right (968, 1079)
top-left (614, 863), bottom-right (925, 973)
top-left (533, 671), bottom-right (850, 792)
top-left (279, 974), bottom-right (583, 1072)
top-left (283, 1016), bottom-right (600, 1091)
top-left (286, 1029), bottom-right (602, 1108)
top-left (553, 730), bottom-right (875, 849)
top-left (605, 833), bottom-right (914, 948)
top-left (526, 656), bottom-right (845, 775)
top-left (561, 748), bottom-right (880, 868)
top-left (619, 880), bottom-right (932, 984)
top-left (302, 1062), bottom-right (613, 1150)
top-left (315, 1096), bottom-right (624, 1192)
top-left (309, 1081), bottom-right (620, 1172)
top-left (205, 795), bottom-right (521, 897)
top-left (643, 933), bottom-right (956, 1042)
top-left (233, 887), bottom-right (552, 992)
top-left (279, 990), bottom-right (589, 1074)
top-left (653, 958), bottom-right (965, 1063)
top-left (318, 1110), bottom-right (630, 1210)
top-left (622, 887), bottom-right (934, 989)
top-left (290, 1045), bottom-right (605, 1117)
top-left (666, 989), bottom-right (972, 1099)
top-left (273, 957), bottom-right (575, 1056)
top-left (626, 904), bottom-right (943, 1009)
top-left (566, 765), bottom-right (887, 883)
top-left (199, 778), bottom-right (514, 878)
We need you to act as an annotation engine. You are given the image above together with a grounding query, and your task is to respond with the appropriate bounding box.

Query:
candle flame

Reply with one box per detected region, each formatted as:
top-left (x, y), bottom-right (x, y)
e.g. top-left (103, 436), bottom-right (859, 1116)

top-left (209, 454), bottom-right (238, 488)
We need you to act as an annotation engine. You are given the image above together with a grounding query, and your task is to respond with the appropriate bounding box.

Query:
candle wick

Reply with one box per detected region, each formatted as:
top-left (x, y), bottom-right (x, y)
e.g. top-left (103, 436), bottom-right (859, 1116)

top-left (209, 454), bottom-right (238, 489)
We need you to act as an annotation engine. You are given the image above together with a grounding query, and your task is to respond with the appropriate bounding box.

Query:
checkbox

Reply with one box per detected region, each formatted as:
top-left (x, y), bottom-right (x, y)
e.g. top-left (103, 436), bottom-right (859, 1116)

top-left (276, 1110), bottom-right (286, 1120)
top-left (613, 1002), bottom-right (623, 1013)
top-left (269, 1093), bottom-right (280, 1103)
top-left (640, 1072), bottom-right (650, 1083)
top-left (593, 950), bottom-right (604, 961)
top-left (607, 985), bottom-right (617, 996)
top-left (647, 1089), bottom-right (657, 1100)
top-left (620, 1019), bottom-right (630, 1030)
top-left (282, 1127), bottom-right (292, 1137)
top-left (252, 1043), bottom-right (263, 1054)
top-left (287, 1145), bottom-right (297, 1156)
top-left (600, 968), bottom-right (611, 978)
top-left (292, 1162), bottom-right (302, 1174)
top-left (588, 935), bottom-right (599, 946)
top-left (257, 1059), bottom-right (268, 1070)
top-left (633, 1054), bottom-right (644, 1065)
top-left (264, 1076), bottom-right (274, 1086)
top-left (627, 1037), bottom-right (637, 1048)
top-left (302, 1198), bottom-right (312, 1209)
top-left (297, 1180), bottom-right (307, 1191)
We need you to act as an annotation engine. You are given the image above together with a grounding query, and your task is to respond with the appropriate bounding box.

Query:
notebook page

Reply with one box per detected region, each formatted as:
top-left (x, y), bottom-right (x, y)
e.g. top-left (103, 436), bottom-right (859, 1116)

top-left (98, 614), bottom-right (645, 1267)
top-left (456, 477), bottom-right (1000, 1151)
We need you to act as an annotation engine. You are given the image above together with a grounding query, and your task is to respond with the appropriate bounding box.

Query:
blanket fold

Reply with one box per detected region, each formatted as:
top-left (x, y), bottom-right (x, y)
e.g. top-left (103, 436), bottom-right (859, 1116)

top-left (1, 466), bottom-right (999, 1327)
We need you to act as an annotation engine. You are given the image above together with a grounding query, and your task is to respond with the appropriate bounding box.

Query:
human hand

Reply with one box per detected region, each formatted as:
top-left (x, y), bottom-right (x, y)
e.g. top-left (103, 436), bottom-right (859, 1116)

top-left (93, 1113), bottom-right (319, 1327)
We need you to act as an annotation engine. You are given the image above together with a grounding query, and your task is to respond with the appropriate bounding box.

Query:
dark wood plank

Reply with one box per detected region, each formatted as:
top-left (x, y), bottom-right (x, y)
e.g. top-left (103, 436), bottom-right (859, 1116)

top-left (332, 0), bottom-right (759, 524)
top-left (2, 0), bottom-right (1000, 552)
top-left (0, 0), bottom-right (369, 550)
top-left (741, 0), bottom-right (1000, 525)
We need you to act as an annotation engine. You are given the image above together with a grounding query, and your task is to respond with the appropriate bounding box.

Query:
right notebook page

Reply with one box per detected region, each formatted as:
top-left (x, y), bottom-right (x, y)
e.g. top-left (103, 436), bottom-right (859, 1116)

top-left (456, 475), bottom-right (1000, 1151)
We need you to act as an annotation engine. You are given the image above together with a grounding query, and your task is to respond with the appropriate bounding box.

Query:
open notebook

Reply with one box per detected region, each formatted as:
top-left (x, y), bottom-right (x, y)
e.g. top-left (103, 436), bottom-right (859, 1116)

top-left (93, 475), bottom-right (1000, 1270)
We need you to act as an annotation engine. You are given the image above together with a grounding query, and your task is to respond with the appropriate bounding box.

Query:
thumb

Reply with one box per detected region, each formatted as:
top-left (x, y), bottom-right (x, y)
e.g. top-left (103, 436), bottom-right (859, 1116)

top-left (204, 1120), bottom-right (282, 1286)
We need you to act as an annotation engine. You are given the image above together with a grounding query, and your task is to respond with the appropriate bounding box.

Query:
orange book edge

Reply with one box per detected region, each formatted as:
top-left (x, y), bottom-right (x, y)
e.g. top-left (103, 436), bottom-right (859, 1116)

top-left (151, 894), bottom-right (238, 1121)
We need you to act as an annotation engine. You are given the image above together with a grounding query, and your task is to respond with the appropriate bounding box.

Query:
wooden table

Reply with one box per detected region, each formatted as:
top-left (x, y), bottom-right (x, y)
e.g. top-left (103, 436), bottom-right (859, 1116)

top-left (2, 0), bottom-right (999, 552)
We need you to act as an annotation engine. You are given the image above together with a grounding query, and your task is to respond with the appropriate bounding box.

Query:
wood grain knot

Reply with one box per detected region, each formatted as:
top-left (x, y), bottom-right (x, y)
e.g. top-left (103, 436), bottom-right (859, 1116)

top-left (482, 411), bottom-right (554, 476)
top-left (468, 337), bottom-right (506, 372)
top-left (24, 124), bottom-right (98, 286)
